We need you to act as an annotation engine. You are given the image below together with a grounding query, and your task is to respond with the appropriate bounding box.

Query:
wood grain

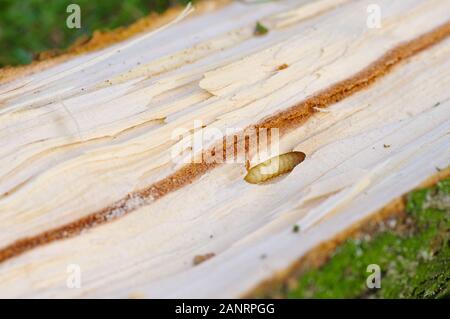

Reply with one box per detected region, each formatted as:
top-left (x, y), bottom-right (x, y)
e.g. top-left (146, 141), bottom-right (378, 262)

top-left (0, 0), bottom-right (448, 298)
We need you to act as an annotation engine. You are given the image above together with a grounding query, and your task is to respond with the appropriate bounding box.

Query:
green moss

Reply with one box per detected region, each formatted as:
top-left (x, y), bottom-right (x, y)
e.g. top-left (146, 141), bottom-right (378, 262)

top-left (286, 178), bottom-right (450, 299)
top-left (254, 22), bottom-right (269, 36)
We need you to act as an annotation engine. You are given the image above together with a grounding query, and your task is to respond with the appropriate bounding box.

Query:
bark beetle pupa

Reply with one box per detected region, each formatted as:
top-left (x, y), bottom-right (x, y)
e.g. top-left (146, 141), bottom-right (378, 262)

top-left (244, 151), bottom-right (306, 184)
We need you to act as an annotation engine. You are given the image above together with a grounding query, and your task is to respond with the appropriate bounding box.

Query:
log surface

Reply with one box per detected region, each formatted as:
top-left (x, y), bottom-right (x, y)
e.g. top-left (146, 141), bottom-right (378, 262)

top-left (0, 0), bottom-right (449, 298)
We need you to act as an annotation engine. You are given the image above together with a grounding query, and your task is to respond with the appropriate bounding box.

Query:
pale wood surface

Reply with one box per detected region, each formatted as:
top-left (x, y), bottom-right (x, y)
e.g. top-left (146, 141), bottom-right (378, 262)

top-left (0, 0), bottom-right (448, 298)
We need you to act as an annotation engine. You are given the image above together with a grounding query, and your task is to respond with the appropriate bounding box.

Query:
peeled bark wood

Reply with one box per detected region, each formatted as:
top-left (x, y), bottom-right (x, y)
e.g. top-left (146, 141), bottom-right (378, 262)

top-left (0, 0), bottom-right (449, 298)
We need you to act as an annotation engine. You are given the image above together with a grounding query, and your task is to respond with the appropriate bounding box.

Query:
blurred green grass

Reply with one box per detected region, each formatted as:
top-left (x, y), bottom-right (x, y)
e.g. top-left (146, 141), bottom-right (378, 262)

top-left (0, 0), bottom-right (191, 67)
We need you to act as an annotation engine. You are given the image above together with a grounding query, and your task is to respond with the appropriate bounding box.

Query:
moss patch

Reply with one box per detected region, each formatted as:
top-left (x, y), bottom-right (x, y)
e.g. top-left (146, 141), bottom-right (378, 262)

top-left (284, 178), bottom-right (450, 299)
top-left (254, 21), bottom-right (269, 36)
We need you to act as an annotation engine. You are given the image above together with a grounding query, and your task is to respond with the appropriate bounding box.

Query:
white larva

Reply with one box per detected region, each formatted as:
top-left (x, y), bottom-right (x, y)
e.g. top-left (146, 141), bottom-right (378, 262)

top-left (244, 151), bottom-right (306, 184)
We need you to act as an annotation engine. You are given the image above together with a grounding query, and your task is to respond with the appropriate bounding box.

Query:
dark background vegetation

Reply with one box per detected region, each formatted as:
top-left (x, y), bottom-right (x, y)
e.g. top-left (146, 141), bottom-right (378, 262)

top-left (0, 0), bottom-right (191, 67)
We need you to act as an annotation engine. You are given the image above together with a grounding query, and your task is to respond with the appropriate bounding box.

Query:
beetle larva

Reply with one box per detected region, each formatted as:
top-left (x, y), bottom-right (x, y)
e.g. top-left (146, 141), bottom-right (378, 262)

top-left (244, 151), bottom-right (306, 184)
